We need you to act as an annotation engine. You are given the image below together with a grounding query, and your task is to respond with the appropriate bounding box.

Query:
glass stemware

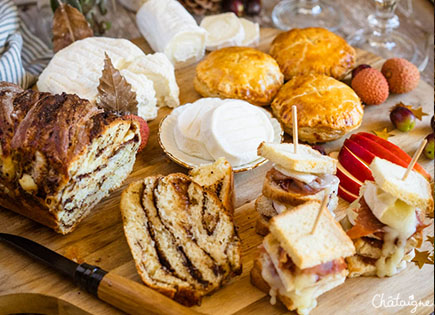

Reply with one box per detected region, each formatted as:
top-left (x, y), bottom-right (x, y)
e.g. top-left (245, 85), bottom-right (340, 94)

top-left (347, 0), bottom-right (429, 70)
top-left (271, 0), bottom-right (343, 32)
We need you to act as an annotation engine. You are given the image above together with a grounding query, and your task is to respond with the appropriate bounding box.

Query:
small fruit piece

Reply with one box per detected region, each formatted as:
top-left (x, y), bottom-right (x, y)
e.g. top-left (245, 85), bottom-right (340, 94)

top-left (351, 64), bottom-right (371, 80)
top-left (381, 58), bottom-right (420, 94)
top-left (390, 105), bottom-right (416, 132)
top-left (351, 68), bottom-right (389, 105)
top-left (424, 133), bottom-right (434, 160)
top-left (245, 0), bottom-right (261, 15)
top-left (124, 114), bottom-right (150, 152)
top-left (311, 145), bottom-right (326, 155)
top-left (224, 0), bottom-right (244, 16)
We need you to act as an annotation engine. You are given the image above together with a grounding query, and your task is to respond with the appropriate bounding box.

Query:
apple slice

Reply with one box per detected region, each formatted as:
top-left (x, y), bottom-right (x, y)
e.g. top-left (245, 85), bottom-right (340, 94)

top-left (357, 132), bottom-right (431, 180)
top-left (343, 139), bottom-right (376, 165)
top-left (339, 146), bottom-right (374, 183)
top-left (336, 161), bottom-right (363, 195)
top-left (350, 134), bottom-right (411, 171)
top-left (339, 185), bottom-right (359, 203)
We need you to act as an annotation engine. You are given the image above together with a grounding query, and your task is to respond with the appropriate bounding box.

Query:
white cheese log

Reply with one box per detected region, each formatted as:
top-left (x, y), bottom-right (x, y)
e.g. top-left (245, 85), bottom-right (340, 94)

top-left (136, 0), bottom-right (206, 66)
top-left (200, 13), bottom-right (245, 51)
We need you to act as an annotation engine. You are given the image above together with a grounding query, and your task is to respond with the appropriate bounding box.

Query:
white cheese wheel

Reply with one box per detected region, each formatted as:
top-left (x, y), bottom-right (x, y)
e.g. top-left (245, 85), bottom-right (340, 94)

top-left (136, 0), bottom-right (206, 66)
top-left (201, 100), bottom-right (274, 166)
top-left (174, 98), bottom-right (224, 160)
top-left (37, 37), bottom-right (158, 121)
top-left (240, 18), bottom-right (260, 47)
top-left (200, 13), bottom-right (245, 51)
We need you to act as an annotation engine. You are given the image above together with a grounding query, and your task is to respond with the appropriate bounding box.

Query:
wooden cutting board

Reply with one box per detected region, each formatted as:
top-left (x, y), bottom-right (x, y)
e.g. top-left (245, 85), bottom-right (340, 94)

top-left (0, 28), bottom-right (433, 315)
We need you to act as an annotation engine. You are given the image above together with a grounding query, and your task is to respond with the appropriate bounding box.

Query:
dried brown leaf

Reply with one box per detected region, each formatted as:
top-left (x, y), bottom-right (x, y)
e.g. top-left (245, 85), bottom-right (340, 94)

top-left (52, 3), bottom-right (93, 53)
top-left (97, 53), bottom-right (138, 114)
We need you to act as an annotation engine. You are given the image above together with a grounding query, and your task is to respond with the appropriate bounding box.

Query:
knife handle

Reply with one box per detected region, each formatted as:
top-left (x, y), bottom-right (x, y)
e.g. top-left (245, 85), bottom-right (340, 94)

top-left (74, 263), bottom-right (203, 315)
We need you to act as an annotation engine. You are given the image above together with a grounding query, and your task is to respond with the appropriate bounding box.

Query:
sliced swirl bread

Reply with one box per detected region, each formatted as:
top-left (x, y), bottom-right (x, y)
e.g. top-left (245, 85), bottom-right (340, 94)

top-left (120, 173), bottom-right (242, 306)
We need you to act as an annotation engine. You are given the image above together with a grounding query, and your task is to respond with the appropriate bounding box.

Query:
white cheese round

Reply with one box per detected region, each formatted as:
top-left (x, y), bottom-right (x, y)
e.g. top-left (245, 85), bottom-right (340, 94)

top-left (240, 18), bottom-right (260, 47)
top-left (201, 99), bottom-right (274, 166)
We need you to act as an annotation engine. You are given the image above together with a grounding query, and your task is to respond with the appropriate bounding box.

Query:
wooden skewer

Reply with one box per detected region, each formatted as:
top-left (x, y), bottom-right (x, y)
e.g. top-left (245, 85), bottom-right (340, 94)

top-left (402, 139), bottom-right (427, 181)
top-left (292, 105), bottom-right (298, 154)
top-left (311, 189), bottom-right (330, 234)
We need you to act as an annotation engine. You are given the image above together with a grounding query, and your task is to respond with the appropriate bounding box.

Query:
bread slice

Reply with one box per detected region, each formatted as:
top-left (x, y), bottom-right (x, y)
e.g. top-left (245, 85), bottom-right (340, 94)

top-left (189, 157), bottom-right (235, 214)
top-left (120, 173), bottom-right (242, 306)
top-left (369, 157), bottom-right (434, 215)
top-left (257, 142), bottom-right (337, 174)
top-left (269, 201), bottom-right (355, 270)
top-left (262, 169), bottom-right (339, 211)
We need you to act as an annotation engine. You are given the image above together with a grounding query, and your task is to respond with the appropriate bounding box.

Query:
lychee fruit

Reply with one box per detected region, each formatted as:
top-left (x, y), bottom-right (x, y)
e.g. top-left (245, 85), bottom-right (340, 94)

top-left (381, 58), bottom-right (420, 94)
top-left (124, 114), bottom-right (150, 152)
top-left (351, 68), bottom-right (389, 105)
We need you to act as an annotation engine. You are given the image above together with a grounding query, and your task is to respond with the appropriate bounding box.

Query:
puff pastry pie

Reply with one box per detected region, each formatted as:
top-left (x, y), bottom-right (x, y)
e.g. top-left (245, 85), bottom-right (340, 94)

top-left (270, 27), bottom-right (356, 81)
top-left (271, 74), bottom-right (363, 143)
top-left (194, 47), bottom-right (284, 106)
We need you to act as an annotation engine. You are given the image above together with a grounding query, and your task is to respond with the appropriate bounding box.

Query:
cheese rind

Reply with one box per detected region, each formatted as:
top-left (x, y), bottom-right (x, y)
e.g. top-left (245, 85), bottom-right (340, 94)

top-left (200, 13), bottom-right (245, 51)
top-left (136, 0), bottom-right (206, 66)
top-left (201, 100), bottom-right (274, 166)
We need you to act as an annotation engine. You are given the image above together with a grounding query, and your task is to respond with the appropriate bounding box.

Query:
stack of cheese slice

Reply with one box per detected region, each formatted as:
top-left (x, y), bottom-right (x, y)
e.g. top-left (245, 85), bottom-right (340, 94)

top-left (200, 13), bottom-right (260, 50)
top-left (173, 98), bottom-right (274, 167)
top-left (37, 37), bottom-right (179, 121)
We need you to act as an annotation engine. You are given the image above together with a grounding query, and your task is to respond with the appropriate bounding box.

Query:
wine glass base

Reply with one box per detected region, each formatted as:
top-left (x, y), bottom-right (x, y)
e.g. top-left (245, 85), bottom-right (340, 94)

top-left (272, 0), bottom-right (342, 32)
top-left (347, 30), bottom-right (428, 70)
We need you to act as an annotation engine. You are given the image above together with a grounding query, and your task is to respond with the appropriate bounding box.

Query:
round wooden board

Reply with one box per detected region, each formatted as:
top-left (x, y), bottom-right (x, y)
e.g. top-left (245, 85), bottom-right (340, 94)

top-left (0, 28), bottom-right (433, 315)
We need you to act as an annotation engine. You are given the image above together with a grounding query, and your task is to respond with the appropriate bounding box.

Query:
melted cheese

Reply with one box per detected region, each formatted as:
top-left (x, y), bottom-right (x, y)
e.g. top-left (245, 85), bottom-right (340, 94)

top-left (376, 227), bottom-right (408, 277)
top-left (274, 164), bottom-right (318, 184)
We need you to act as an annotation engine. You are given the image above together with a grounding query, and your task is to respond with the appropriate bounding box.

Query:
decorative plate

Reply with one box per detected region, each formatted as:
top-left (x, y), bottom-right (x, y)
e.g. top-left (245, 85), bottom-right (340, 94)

top-left (158, 105), bottom-right (283, 173)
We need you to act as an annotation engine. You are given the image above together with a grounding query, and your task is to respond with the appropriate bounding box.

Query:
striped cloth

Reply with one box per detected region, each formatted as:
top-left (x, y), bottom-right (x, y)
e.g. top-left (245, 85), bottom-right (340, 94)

top-left (0, 0), bottom-right (52, 88)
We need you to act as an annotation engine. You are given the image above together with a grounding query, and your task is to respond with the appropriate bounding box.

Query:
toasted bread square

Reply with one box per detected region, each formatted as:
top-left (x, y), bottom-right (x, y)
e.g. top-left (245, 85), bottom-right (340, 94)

top-left (257, 142), bottom-right (337, 174)
top-left (269, 201), bottom-right (355, 269)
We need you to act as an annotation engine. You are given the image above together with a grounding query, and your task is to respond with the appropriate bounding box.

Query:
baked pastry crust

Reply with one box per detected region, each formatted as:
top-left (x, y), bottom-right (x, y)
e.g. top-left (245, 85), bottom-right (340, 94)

top-left (271, 74), bottom-right (363, 143)
top-left (269, 27), bottom-right (356, 81)
top-left (194, 47), bottom-right (284, 106)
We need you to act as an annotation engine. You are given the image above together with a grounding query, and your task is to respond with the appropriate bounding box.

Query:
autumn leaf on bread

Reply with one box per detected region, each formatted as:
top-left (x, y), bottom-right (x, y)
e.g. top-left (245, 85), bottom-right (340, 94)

top-left (97, 53), bottom-right (138, 114)
top-left (52, 2), bottom-right (93, 52)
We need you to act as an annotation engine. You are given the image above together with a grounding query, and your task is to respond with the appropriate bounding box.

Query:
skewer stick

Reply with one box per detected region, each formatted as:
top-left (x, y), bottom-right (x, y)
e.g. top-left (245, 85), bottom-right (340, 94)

top-left (292, 105), bottom-right (298, 153)
top-left (311, 189), bottom-right (330, 234)
top-left (402, 139), bottom-right (427, 181)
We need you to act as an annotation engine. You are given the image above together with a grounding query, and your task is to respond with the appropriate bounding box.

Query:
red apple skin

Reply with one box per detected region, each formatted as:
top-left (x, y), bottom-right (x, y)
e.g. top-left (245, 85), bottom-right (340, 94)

top-left (343, 139), bottom-right (376, 165)
top-left (338, 185), bottom-right (359, 203)
top-left (336, 166), bottom-right (362, 196)
top-left (339, 146), bottom-right (374, 183)
top-left (357, 132), bottom-right (432, 180)
top-left (350, 134), bottom-right (411, 170)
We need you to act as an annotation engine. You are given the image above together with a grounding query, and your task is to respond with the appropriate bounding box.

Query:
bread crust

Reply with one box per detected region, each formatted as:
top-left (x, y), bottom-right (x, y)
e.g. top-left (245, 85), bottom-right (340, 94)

top-left (194, 47), bottom-right (284, 106)
top-left (271, 75), bottom-right (363, 143)
top-left (255, 215), bottom-right (270, 236)
top-left (269, 27), bottom-right (355, 81)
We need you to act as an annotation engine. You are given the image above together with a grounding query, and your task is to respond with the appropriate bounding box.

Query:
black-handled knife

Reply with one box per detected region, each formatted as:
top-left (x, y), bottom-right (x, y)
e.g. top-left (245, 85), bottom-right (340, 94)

top-left (0, 233), bottom-right (202, 315)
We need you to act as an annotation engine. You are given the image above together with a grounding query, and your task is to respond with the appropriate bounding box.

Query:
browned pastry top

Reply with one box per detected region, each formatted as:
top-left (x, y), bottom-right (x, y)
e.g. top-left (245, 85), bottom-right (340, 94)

top-left (0, 82), bottom-right (128, 194)
top-left (271, 74), bottom-right (363, 143)
top-left (269, 27), bottom-right (356, 81)
top-left (194, 47), bottom-right (284, 106)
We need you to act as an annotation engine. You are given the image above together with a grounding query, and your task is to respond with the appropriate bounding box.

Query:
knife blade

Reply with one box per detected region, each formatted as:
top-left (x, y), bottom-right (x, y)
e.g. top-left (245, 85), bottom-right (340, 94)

top-left (0, 233), bottom-right (202, 315)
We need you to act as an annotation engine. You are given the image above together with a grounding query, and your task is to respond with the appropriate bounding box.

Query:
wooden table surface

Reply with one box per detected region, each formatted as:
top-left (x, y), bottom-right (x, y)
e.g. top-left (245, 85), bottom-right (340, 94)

top-left (18, 0), bottom-right (434, 87)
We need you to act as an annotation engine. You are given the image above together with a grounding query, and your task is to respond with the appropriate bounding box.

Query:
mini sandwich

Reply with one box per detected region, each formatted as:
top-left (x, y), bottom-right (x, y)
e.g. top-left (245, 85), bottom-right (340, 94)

top-left (342, 157), bottom-right (433, 278)
top-left (251, 201), bottom-right (355, 315)
top-left (255, 142), bottom-right (340, 235)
